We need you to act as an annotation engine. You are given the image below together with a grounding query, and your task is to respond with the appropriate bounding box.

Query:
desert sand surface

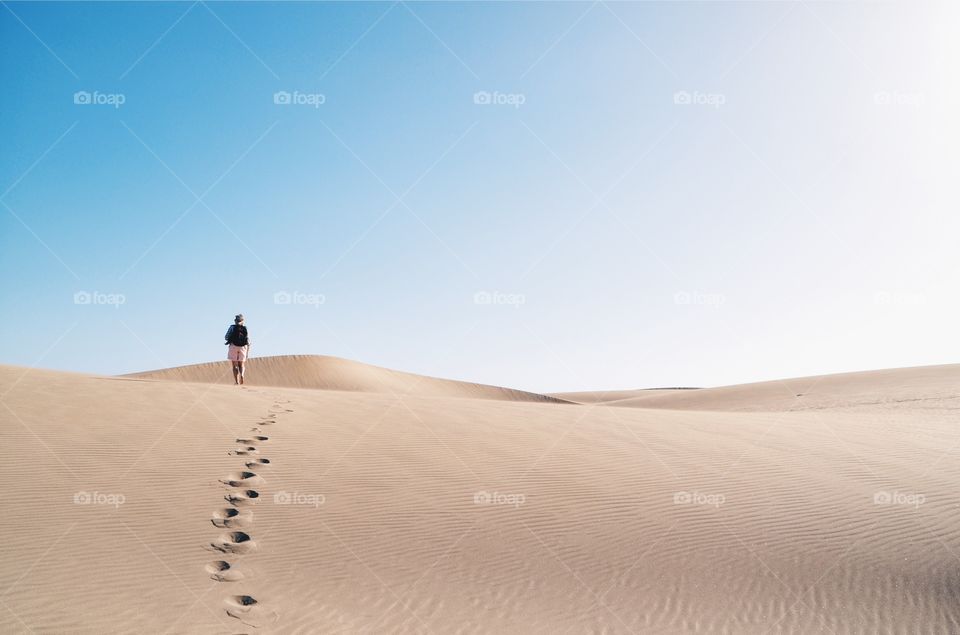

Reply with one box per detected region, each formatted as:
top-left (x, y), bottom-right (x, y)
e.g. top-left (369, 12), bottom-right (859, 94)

top-left (548, 389), bottom-right (684, 403)
top-left (3, 357), bottom-right (959, 633)
top-left (128, 355), bottom-right (570, 404)
top-left (609, 364), bottom-right (960, 412)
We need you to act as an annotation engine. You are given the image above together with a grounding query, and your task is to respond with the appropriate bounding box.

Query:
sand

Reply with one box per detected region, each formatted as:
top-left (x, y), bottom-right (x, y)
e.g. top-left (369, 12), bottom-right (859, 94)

top-left (2, 357), bottom-right (958, 633)
top-left (129, 355), bottom-right (571, 404)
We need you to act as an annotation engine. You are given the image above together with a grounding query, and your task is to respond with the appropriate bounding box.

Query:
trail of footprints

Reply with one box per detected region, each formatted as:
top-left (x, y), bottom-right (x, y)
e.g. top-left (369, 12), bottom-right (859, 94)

top-left (207, 397), bottom-right (295, 627)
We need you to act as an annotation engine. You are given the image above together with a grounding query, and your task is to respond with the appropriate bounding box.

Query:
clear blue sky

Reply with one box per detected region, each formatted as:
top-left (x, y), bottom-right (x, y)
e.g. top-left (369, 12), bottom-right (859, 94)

top-left (2, 1), bottom-right (958, 392)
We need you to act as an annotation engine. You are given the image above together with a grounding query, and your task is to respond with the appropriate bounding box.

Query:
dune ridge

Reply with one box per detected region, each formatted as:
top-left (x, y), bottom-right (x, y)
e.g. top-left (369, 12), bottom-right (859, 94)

top-left (550, 388), bottom-right (697, 404)
top-left (126, 354), bottom-right (571, 404)
top-left (610, 363), bottom-right (960, 411)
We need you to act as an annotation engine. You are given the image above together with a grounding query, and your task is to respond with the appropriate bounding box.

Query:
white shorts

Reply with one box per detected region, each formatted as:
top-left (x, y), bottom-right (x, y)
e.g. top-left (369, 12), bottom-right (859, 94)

top-left (227, 344), bottom-right (248, 362)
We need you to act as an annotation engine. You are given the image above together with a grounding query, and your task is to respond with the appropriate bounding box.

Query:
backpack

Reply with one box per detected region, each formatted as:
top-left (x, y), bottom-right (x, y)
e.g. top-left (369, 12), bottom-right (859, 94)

top-left (227, 324), bottom-right (248, 347)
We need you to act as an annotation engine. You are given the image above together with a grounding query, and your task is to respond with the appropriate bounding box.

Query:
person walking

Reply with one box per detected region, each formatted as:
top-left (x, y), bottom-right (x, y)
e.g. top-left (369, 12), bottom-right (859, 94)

top-left (225, 314), bottom-right (250, 385)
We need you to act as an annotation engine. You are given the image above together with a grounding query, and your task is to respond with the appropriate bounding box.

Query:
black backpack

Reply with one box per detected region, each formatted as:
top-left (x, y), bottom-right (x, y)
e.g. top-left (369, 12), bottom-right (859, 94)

top-left (228, 324), bottom-right (248, 346)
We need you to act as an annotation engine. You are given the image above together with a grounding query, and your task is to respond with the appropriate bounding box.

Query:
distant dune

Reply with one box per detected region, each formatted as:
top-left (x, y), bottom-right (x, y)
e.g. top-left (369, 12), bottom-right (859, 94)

top-left (3, 359), bottom-right (959, 632)
top-left (126, 354), bottom-right (571, 404)
top-left (550, 388), bottom-right (696, 404)
top-left (609, 364), bottom-right (960, 411)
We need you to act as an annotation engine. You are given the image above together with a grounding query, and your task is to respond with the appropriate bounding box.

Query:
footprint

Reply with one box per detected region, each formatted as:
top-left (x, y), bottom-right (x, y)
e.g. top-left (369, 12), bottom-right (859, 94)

top-left (221, 471), bottom-right (265, 487)
top-left (211, 508), bottom-right (252, 528)
top-left (210, 531), bottom-right (257, 554)
top-left (236, 436), bottom-right (268, 445)
top-left (206, 560), bottom-right (244, 582)
top-left (225, 489), bottom-right (260, 506)
top-left (229, 595), bottom-right (258, 608)
top-left (212, 507), bottom-right (238, 522)
top-left (225, 595), bottom-right (278, 626)
top-left (245, 458), bottom-right (271, 469)
top-left (230, 447), bottom-right (260, 456)
top-left (250, 426), bottom-right (262, 433)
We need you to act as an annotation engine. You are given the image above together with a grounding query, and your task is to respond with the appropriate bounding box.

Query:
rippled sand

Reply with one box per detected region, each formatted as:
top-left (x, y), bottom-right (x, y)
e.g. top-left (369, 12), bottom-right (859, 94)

top-left (2, 359), bottom-right (957, 633)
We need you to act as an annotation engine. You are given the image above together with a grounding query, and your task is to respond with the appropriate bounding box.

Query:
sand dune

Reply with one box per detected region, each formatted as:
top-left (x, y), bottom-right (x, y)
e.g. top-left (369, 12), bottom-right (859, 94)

top-left (550, 388), bottom-right (695, 404)
top-left (2, 359), bottom-right (959, 633)
top-left (612, 363), bottom-right (960, 412)
top-left (126, 354), bottom-right (570, 404)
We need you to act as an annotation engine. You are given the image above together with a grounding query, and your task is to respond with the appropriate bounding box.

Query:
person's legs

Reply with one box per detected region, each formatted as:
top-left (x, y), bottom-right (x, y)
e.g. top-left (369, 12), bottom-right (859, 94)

top-left (232, 361), bottom-right (240, 384)
top-left (236, 344), bottom-right (249, 384)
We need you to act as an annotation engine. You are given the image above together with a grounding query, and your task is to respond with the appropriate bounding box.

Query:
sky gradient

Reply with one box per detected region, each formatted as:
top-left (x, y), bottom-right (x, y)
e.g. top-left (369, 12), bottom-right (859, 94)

top-left (2, 1), bottom-right (958, 393)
